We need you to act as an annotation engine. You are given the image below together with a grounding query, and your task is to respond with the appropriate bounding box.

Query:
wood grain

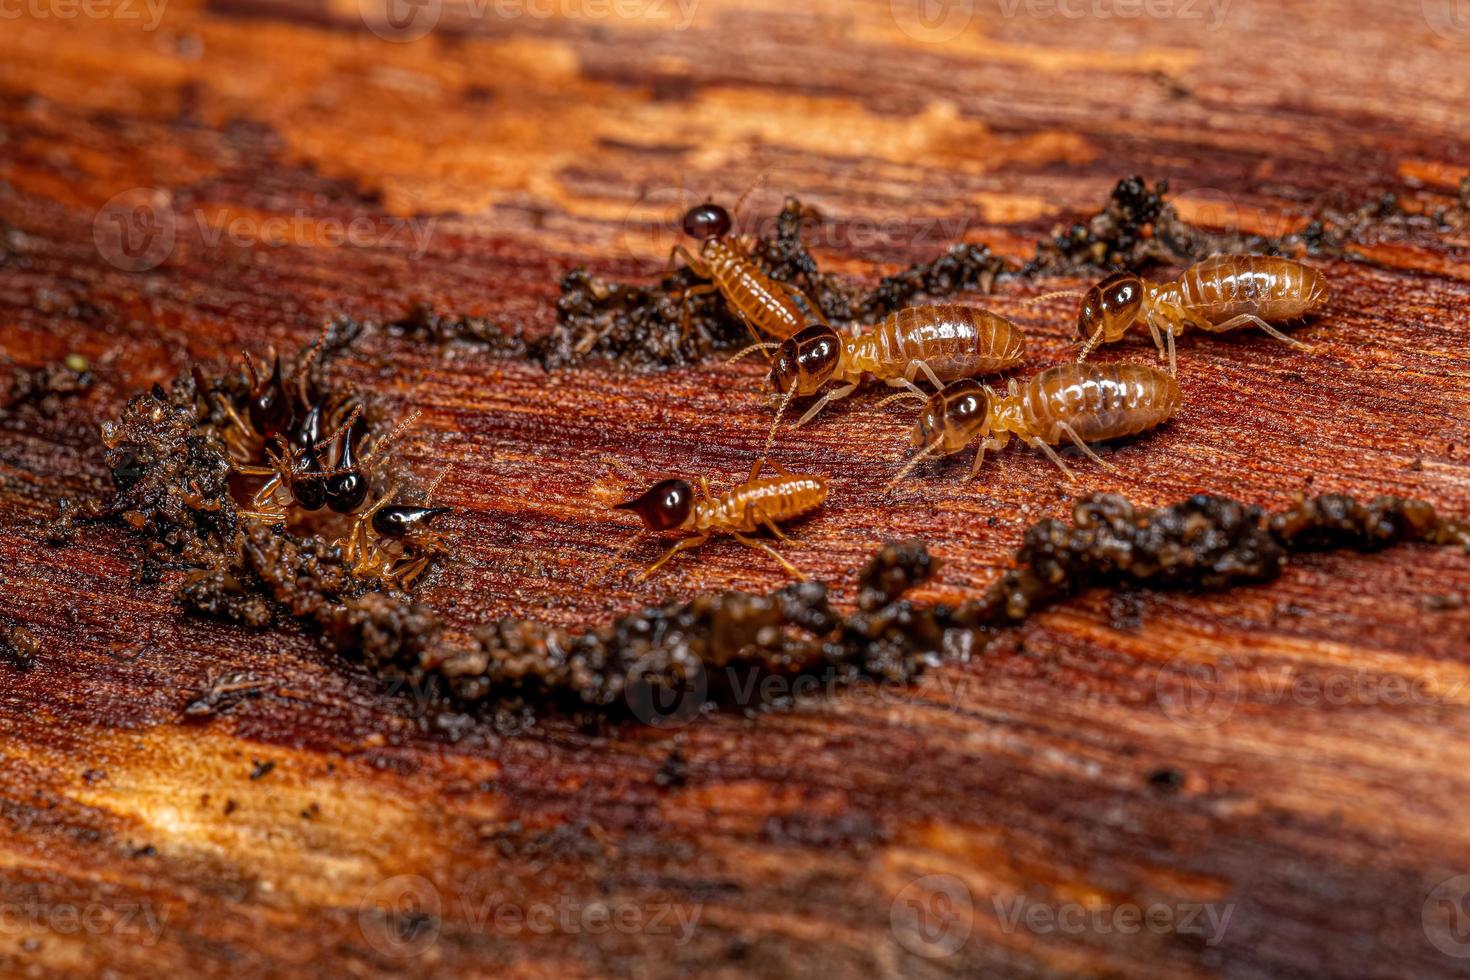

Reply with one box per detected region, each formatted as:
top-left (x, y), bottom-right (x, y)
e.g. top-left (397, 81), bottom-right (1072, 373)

top-left (1, 1), bottom-right (1469, 976)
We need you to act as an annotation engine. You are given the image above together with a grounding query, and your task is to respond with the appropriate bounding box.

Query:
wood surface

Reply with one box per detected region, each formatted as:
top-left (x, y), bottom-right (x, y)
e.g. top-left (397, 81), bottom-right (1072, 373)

top-left (2, 1), bottom-right (1470, 976)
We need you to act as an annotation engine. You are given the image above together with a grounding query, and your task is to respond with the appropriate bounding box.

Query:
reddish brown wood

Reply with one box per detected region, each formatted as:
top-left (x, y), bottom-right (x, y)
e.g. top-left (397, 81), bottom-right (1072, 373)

top-left (1, 2), bottom-right (1469, 977)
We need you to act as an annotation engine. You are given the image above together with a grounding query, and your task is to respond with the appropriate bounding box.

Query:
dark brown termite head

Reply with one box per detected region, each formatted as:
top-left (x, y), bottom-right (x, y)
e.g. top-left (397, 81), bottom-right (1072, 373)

top-left (681, 202), bottom-right (732, 242)
top-left (770, 324), bottom-right (842, 395)
top-left (372, 505), bottom-right (450, 539)
top-left (615, 479), bottom-right (695, 533)
top-left (1078, 271), bottom-right (1145, 343)
top-left (913, 380), bottom-right (992, 454)
top-left (246, 354), bottom-right (294, 438)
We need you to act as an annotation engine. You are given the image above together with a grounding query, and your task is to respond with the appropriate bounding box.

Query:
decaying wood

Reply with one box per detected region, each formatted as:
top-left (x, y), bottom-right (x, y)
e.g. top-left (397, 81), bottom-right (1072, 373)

top-left (1, 2), bottom-right (1469, 977)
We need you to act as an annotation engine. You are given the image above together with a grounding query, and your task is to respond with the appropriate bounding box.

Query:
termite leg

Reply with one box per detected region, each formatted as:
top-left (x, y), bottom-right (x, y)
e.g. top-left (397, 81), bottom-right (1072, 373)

top-left (636, 535), bottom-right (710, 583)
top-left (239, 508), bottom-right (287, 525)
top-left (794, 383), bottom-right (858, 428)
top-left (744, 503), bottom-right (790, 542)
top-left (1026, 436), bottom-right (1076, 482)
top-left (669, 244), bottom-right (709, 278)
top-left (731, 532), bottom-right (805, 580)
top-left (903, 360), bottom-right (945, 390)
top-left (1211, 313), bottom-right (1314, 352)
top-left (773, 280), bottom-right (830, 328)
top-left (1057, 423), bottom-right (1119, 473)
top-left (392, 557), bottom-right (431, 588)
top-left (747, 457), bottom-right (765, 482)
top-left (251, 474), bottom-right (284, 509)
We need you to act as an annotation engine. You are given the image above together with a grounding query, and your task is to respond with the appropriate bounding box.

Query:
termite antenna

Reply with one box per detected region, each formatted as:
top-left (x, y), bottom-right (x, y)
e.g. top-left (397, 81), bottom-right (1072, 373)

top-left (885, 440), bottom-right (942, 493)
top-left (293, 321), bottom-right (331, 403)
top-left (313, 405), bottom-right (361, 455)
top-left (363, 410), bottom-right (422, 466)
top-left (731, 171), bottom-right (770, 221)
top-left (243, 350), bottom-right (264, 388)
top-left (1025, 290), bottom-right (1083, 306)
top-left (875, 390), bottom-right (928, 410)
top-left (424, 466), bottom-right (451, 506)
top-left (762, 386), bottom-right (796, 459)
top-left (728, 341), bottom-right (780, 364)
top-left (1076, 327), bottom-right (1106, 362)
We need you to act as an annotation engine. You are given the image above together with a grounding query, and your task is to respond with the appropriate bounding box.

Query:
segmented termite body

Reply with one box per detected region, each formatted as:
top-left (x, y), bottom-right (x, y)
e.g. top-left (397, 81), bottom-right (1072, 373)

top-left (759, 304), bottom-right (1027, 447)
top-left (888, 361), bottom-right (1181, 487)
top-left (1074, 255), bottom-right (1329, 374)
top-left (672, 202), bottom-right (825, 343)
top-left (612, 458), bottom-right (827, 581)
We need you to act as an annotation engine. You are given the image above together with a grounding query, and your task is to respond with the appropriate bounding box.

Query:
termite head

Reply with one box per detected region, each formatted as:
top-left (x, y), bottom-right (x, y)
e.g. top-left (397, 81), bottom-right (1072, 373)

top-left (913, 380), bottom-right (992, 455)
top-left (1078, 271), bottom-right (1145, 345)
top-left (372, 505), bottom-right (450, 539)
top-left (615, 479), bottom-right (694, 533)
top-left (681, 202), bottom-right (732, 242)
top-left (770, 324), bottom-right (842, 395)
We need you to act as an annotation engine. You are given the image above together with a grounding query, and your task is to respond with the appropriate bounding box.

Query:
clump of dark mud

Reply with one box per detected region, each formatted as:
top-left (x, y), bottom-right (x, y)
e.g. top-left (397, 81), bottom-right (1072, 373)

top-left (7, 356), bottom-right (94, 417)
top-left (942, 493), bottom-right (1470, 629)
top-left (538, 176), bottom-right (1469, 369)
top-left (1, 621), bottom-right (39, 670)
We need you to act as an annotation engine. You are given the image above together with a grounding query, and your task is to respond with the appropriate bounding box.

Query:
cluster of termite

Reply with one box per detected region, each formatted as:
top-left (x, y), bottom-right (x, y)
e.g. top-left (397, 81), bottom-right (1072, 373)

top-left (611, 199), bottom-right (1330, 582)
top-left (207, 327), bottom-right (452, 589)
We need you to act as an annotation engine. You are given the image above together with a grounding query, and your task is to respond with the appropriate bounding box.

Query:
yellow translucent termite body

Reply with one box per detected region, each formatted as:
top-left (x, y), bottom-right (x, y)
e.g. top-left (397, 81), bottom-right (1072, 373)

top-left (753, 304), bottom-right (1028, 453)
top-left (671, 202), bottom-right (824, 343)
top-left (1068, 255), bottom-right (1329, 374)
top-left (887, 361), bottom-right (1182, 488)
top-left (611, 458), bottom-right (827, 582)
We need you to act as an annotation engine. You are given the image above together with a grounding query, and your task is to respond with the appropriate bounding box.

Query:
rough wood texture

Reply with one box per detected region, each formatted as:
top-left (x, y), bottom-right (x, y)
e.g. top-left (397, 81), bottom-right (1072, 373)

top-left (2, 2), bottom-right (1469, 976)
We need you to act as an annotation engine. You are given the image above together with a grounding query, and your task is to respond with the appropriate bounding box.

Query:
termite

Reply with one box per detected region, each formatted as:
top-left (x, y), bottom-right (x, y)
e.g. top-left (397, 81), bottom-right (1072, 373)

top-left (207, 324), bottom-right (330, 463)
top-left (670, 201), bottom-right (827, 346)
top-left (237, 410), bottom-right (420, 525)
top-left (743, 304), bottom-right (1028, 453)
top-left (345, 471), bottom-right (451, 588)
top-left (886, 361), bottom-right (1181, 489)
top-left (610, 457), bottom-right (827, 582)
top-left (1050, 255), bottom-right (1328, 375)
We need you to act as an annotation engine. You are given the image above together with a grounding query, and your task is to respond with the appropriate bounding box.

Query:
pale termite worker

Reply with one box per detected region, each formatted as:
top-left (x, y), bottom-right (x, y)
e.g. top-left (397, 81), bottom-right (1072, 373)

top-left (611, 457), bottom-right (827, 582)
top-left (887, 361), bottom-right (1182, 489)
